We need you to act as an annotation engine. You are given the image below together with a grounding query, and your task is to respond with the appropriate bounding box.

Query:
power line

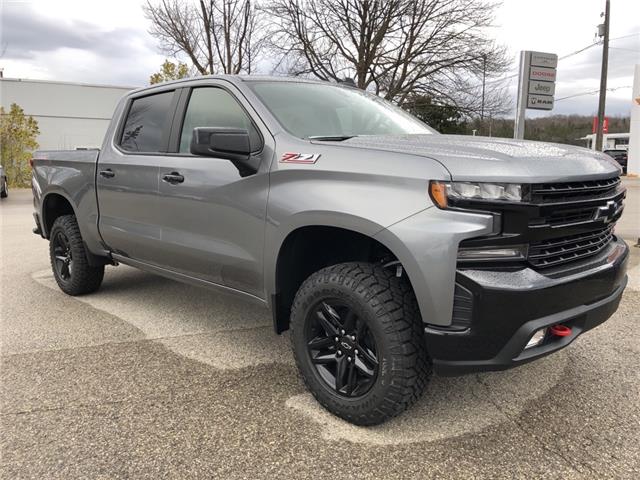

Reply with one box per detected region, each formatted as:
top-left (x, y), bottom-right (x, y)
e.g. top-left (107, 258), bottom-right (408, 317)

top-left (480, 31), bottom-right (639, 88)
top-left (555, 85), bottom-right (631, 102)
top-left (558, 42), bottom-right (600, 60)
top-left (609, 46), bottom-right (640, 53)
top-left (609, 32), bottom-right (640, 41)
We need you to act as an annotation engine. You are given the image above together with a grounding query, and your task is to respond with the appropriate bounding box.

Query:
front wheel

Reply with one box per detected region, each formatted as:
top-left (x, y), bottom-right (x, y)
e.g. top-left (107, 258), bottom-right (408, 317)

top-left (49, 215), bottom-right (104, 295)
top-left (290, 262), bottom-right (432, 425)
top-left (0, 178), bottom-right (7, 198)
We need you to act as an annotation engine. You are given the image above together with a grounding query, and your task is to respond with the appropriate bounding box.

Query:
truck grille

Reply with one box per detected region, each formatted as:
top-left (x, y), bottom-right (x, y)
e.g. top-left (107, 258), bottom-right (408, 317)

top-left (530, 177), bottom-right (620, 203)
top-left (456, 175), bottom-right (623, 272)
top-left (536, 206), bottom-right (598, 227)
top-left (528, 226), bottom-right (614, 268)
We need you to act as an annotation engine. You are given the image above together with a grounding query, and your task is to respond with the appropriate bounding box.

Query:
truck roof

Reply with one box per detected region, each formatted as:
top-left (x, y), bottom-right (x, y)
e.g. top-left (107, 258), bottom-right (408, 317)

top-left (128, 74), bottom-right (328, 96)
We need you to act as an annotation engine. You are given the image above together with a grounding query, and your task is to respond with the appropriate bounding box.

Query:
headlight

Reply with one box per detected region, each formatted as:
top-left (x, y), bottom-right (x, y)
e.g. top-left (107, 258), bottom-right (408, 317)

top-left (430, 181), bottom-right (522, 208)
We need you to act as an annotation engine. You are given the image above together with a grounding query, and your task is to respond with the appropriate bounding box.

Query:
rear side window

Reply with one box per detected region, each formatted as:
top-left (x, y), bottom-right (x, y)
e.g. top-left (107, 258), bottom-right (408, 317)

top-left (179, 87), bottom-right (262, 153)
top-left (120, 91), bottom-right (174, 152)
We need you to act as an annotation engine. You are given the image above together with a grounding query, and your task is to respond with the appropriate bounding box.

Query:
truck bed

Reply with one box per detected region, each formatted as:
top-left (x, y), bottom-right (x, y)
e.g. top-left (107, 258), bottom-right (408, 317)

top-left (34, 149), bottom-right (100, 165)
top-left (32, 149), bottom-right (103, 255)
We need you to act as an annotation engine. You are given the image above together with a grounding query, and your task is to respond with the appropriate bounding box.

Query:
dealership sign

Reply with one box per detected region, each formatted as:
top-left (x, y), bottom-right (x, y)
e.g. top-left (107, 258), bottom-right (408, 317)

top-left (525, 52), bottom-right (557, 110)
top-left (514, 50), bottom-right (558, 138)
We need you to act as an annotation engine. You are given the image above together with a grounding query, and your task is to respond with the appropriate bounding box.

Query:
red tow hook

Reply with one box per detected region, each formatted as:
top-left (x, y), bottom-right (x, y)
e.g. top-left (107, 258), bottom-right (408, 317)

top-left (549, 324), bottom-right (572, 337)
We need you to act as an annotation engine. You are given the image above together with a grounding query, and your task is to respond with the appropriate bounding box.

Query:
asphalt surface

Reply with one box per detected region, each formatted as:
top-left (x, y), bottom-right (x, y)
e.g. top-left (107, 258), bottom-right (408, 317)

top-left (1, 184), bottom-right (639, 479)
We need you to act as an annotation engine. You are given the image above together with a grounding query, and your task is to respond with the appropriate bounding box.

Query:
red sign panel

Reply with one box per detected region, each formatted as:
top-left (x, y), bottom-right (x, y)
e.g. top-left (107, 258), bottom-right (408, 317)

top-left (592, 117), bottom-right (610, 134)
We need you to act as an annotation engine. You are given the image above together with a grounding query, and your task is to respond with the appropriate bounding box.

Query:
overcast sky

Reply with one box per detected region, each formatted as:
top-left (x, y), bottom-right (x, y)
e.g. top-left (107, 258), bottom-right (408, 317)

top-left (1, 0), bottom-right (638, 118)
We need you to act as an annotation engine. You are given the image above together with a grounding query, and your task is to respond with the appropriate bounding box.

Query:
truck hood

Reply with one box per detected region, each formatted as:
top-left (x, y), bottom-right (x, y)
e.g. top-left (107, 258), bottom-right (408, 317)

top-left (340, 134), bottom-right (621, 183)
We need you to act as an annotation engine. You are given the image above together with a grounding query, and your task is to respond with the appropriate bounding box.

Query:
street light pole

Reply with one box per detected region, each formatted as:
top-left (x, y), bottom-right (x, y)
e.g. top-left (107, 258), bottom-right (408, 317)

top-left (595, 0), bottom-right (610, 152)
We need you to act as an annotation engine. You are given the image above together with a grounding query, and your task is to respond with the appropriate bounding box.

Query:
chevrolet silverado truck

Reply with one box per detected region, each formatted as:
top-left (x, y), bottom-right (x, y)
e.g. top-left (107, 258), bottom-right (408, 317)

top-left (32, 76), bottom-right (628, 425)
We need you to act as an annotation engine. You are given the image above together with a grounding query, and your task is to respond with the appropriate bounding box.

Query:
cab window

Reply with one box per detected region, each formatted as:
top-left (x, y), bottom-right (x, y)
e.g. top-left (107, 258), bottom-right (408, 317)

top-left (120, 91), bottom-right (174, 152)
top-left (179, 87), bottom-right (262, 153)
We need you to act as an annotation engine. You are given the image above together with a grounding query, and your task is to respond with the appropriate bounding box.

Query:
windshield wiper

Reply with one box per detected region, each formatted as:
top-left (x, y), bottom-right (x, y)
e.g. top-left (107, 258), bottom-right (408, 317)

top-left (307, 135), bottom-right (356, 141)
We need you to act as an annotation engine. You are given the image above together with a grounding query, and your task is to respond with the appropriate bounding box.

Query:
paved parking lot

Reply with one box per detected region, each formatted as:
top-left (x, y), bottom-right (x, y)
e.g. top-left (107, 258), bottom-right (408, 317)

top-left (1, 183), bottom-right (639, 479)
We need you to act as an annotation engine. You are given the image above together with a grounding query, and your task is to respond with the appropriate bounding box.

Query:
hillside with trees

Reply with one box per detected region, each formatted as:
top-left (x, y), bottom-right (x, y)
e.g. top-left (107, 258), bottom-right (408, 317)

top-left (465, 115), bottom-right (630, 146)
top-left (405, 98), bottom-right (630, 145)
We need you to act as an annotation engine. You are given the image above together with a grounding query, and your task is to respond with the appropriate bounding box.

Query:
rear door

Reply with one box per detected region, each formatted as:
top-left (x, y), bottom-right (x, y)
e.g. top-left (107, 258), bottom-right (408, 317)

top-left (97, 89), bottom-right (178, 264)
top-left (153, 83), bottom-right (272, 298)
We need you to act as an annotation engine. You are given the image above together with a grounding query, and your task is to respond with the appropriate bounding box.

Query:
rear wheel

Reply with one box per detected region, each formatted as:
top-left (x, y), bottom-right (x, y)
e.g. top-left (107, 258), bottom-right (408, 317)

top-left (290, 262), bottom-right (431, 425)
top-left (0, 178), bottom-right (7, 198)
top-left (49, 215), bottom-right (104, 295)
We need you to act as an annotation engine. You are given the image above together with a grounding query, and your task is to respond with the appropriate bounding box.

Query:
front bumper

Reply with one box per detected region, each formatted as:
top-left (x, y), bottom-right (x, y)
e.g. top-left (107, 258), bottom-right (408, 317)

top-left (427, 238), bottom-right (629, 376)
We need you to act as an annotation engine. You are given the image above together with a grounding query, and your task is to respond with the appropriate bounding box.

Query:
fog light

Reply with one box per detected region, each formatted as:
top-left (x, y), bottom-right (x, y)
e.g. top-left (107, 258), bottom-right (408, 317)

top-left (457, 245), bottom-right (528, 262)
top-left (525, 328), bottom-right (547, 349)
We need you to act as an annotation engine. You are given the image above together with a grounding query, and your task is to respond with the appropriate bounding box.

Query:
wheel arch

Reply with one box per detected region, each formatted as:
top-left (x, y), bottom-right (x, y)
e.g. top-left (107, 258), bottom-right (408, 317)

top-left (268, 220), bottom-right (419, 334)
top-left (41, 191), bottom-right (76, 239)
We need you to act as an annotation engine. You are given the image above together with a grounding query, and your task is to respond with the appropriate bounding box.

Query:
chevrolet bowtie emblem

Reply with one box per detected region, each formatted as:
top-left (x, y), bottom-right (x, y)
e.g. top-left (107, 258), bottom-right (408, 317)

top-left (593, 200), bottom-right (620, 224)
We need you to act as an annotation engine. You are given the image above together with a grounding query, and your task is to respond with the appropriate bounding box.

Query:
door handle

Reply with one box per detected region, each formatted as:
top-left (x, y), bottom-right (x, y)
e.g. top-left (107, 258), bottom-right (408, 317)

top-left (99, 169), bottom-right (115, 178)
top-left (162, 172), bottom-right (185, 184)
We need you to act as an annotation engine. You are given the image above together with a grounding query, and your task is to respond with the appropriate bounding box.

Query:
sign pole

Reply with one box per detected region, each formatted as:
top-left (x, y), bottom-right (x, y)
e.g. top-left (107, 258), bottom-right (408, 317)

top-left (514, 51), bottom-right (529, 139)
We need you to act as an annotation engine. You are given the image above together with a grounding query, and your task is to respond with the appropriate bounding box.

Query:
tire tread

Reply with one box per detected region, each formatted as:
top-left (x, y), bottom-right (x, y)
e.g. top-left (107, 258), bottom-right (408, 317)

top-left (290, 262), bottom-right (432, 425)
top-left (49, 215), bottom-right (104, 295)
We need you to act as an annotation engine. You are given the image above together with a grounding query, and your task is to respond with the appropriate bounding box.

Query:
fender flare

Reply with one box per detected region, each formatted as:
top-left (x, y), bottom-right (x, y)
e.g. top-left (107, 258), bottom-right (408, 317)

top-left (40, 188), bottom-right (78, 238)
top-left (263, 210), bottom-right (425, 314)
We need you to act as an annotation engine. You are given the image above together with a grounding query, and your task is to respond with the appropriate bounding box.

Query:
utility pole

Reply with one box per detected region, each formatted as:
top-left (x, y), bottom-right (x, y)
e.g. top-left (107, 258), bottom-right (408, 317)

top-left (480, 54), bottom-right (487, 134)
top-left (595, 0), bottom-right (610, 151)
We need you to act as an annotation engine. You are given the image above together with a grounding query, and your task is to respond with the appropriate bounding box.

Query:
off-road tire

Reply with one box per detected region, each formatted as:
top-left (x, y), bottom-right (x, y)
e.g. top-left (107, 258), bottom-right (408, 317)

top-left (49, 215), bottom-right (104, 295)
top-left (290, 262), bottom-right (432, 425)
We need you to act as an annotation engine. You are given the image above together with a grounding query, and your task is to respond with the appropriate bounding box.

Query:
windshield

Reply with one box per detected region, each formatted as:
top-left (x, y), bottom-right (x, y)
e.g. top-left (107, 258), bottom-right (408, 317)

top-left (248, 81), bottom-right (436, 139)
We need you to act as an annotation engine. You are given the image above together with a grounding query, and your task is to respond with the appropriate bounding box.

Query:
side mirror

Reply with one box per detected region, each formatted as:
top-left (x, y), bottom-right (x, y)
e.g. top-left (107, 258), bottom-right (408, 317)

top-left (190, 127), bottom-right (251, 161)
top-left (190, 127), bottom-right (259, 177)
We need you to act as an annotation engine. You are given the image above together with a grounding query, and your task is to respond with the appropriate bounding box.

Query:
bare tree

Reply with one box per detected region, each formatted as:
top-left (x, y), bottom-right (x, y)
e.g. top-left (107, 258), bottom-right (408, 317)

top-left (266, 0), bottom-right (510, 109)
top-left (144, 0), bottom-right (262, 75)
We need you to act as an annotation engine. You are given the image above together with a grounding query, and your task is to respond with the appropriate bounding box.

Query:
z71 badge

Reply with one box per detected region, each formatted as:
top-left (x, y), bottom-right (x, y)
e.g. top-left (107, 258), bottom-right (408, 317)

top-left (280, 152), bottom-right (321, 164)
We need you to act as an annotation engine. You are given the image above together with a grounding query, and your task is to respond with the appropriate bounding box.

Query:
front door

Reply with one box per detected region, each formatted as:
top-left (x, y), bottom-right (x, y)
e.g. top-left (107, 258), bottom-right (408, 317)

top-left (154, 85), bottom-right (271, 298)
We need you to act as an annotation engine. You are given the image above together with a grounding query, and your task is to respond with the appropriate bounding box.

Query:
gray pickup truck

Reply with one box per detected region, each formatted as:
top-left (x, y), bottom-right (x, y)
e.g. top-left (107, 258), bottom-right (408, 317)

top-left (32, 76), bottom-right (628, 425)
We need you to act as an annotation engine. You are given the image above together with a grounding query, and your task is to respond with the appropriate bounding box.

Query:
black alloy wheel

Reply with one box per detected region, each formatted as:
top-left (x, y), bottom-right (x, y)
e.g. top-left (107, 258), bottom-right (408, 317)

top-left (306, 299), bottom-right (379, 397)
top-left (48, 215), bottom-right (104, 295)
top-left (52, 231), bottom-right (73, 281)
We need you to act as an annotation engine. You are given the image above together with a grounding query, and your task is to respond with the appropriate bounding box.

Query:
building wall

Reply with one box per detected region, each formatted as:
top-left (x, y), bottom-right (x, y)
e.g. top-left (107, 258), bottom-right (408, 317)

top-left (629, 64), bottom-right (640, 176)
top-left (0, 78), bottom-right (136, 150)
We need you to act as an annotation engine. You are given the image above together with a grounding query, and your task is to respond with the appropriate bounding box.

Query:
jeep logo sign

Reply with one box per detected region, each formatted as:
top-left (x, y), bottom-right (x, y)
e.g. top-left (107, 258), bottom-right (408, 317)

top-left (529, 80), bottom-right (555, 96)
